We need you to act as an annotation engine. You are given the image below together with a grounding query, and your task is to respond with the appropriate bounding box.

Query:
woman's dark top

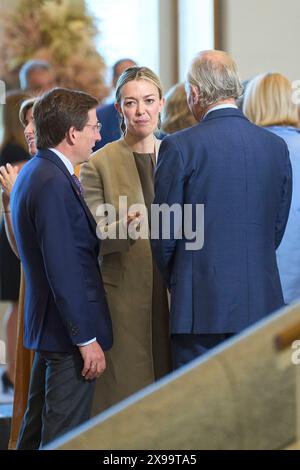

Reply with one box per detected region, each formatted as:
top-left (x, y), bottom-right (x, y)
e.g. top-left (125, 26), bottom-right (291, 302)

top-left (0, 142), bottom-right (30, 301)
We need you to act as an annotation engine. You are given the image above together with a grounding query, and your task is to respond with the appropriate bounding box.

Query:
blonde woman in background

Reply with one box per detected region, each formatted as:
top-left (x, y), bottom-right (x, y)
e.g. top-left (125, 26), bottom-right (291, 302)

top-left (0, 91), bottom-right (30, 395)
top-left (243, 72), bottom-right (300, 304)
top-left (81, 66), bottom-right (172, 414)
top-left (161, 83), bottom-right (197, 134)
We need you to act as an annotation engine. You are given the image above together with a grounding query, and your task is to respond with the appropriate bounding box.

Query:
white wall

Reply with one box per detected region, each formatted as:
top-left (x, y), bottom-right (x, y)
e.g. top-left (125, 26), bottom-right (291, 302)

top-left (87, 0), bottom-right (159, 76)
top-left (220, 0), bottom-right (300, 82)
top-left (178, 0), bottom-right (215, 81)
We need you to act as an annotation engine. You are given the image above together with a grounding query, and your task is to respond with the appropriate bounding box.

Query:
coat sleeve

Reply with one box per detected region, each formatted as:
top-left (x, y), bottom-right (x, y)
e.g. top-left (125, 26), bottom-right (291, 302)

top-left (80, 159), bottom-right (132, 256)
top-left (275, 144), bottom-right (293, 249)
top-left (33, 178), bottom-right (96, 345)
top-left (151, 137), bottom-right (186, 286)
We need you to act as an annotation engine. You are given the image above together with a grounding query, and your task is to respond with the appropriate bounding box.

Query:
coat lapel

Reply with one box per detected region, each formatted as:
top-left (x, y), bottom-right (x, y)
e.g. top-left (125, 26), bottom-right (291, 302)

top-left (36, 149), bottom-right (97, 232)
top-left (116, 139), bottom-right (145, 208)
top-left (115, 137), bottom-right (161, 207)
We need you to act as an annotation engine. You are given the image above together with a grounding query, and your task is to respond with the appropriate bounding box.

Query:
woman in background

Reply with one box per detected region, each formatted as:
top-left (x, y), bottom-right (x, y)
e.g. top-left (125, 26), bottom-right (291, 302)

top-left (161, 83), bottom-right (197, 134)
top-left (243, 72), bottom-right (300, 304)
top-left (81, 66), bottom-right (172, 414)
top-left (0, 97), bottom-right (36, 448)
top-left (0, 91), bottom-right (30, 394)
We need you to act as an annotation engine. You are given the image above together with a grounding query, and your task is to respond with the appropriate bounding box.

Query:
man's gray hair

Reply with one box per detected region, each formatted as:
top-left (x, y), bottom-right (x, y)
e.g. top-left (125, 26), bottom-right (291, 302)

top-left (187, 50), bottom-right (243, 108)
top-left (19, 59), bottom-right (52, 90)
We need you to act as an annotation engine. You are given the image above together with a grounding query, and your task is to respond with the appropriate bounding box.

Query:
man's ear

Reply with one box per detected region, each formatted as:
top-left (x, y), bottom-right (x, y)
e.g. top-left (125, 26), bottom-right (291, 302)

top-left (190, 85), bottom-right (199, 104)
top-left (66, 126), bottom-right (77, 145)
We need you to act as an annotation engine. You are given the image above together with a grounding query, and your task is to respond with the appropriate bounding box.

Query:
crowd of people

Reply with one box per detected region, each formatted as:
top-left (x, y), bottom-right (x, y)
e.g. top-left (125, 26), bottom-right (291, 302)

top-left (0, 50), bottom-right (298, 449)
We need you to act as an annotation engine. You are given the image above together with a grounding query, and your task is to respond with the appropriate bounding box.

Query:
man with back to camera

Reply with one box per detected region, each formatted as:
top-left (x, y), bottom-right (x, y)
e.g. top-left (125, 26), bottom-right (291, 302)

top-left (151, 50), bottom-right (292, 369)
top-left (10, 87), bottom-right (113, 448)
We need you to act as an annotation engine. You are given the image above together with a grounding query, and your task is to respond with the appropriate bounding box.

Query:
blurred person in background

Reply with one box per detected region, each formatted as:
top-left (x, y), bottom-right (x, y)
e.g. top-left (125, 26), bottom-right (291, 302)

top-left (161, 83), bottom-right (197, 134)
top-left (0, 91), bottom-right (31, 396)
top-left (243, 72), bottom-right (300, 304)
top-left (0, 98), bottom-right (36, 448)
top-left (19, 59), bottom-right (56, 96)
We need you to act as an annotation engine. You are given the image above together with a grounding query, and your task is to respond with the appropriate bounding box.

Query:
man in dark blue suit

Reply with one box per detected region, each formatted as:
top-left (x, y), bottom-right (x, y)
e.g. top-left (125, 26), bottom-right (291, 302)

top-left (151, 51), bottom-right (292, 369)
top-left (11, 88), bottom-right (113, 448)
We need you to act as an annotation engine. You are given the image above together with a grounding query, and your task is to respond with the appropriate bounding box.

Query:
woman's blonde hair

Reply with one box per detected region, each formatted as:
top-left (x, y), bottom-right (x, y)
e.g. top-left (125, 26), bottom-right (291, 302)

top-left (19, 97), bottom-right (36, 127)
top-left (1, 90), bottom-right (31, 151)
top-left (115, 66), bottom-right (163, 134)
top-left (243, 72), bottom-right (298, 127)
top-left (161, 83), bottom-right (197, 134)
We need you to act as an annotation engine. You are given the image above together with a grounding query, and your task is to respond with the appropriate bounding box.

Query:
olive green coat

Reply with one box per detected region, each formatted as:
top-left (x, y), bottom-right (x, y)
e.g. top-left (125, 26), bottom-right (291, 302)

top-left (80, 138), bottom-right (171, 414)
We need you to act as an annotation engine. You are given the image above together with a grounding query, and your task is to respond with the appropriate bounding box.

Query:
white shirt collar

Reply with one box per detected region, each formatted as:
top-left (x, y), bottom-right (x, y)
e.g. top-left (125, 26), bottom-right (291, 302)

top-left (49, 148), bottom-right (74, 175)
top-left (203, 103), bottom-right (238, 120)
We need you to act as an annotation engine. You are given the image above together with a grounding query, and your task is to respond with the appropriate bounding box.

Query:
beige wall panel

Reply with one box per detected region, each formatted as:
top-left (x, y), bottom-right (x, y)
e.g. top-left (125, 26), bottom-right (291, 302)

top-left (219, 0), bottom-right (300, 81)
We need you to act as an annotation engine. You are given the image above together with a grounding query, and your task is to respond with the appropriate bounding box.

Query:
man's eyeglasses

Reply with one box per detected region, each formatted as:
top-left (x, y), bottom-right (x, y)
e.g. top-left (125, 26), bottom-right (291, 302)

top-left (85, 122), bottom-right (102, 132)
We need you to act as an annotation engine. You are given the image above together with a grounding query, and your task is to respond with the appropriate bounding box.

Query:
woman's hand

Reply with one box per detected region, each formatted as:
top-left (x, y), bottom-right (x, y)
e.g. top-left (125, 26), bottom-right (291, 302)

top-left (0, 163), bottom-right (19, 197)
top-left (127, 211), bottom-right (142, 226)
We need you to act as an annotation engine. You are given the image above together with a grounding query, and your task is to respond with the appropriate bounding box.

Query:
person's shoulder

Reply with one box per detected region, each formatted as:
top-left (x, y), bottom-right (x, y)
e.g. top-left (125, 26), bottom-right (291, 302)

top-left (252, 123), bottom-right (288, 148)
top-left (265, 125), bottom-right (300, 146)
top-left (90, 139), bottom-right (124, 165)
top-left (28, 155), bottom-right (70, 187)
top-left (161, 123), bottom-right (200, 147)
top-left (96, 102), bottom-right (116, 119)
top-left (14, 157), bottom-right (68, 206)
top-left (81, 141), bottom-right (122, 178)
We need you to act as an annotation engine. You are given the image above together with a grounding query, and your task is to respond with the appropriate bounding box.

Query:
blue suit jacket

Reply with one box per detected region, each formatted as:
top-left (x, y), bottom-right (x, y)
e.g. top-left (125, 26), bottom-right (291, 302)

top-left (94, 102), bottom-right (121, 151)
top-left (11, 149), bottom-right (113, 352)
top-left (151, 108), bottom-right (292, 334)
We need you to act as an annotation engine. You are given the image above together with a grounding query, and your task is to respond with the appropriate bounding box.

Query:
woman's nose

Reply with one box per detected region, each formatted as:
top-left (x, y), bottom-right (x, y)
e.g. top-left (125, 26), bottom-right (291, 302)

top-left (25, 122), bottom-right (34, 134)
top-left (136, 101), bottom-right (145, 114)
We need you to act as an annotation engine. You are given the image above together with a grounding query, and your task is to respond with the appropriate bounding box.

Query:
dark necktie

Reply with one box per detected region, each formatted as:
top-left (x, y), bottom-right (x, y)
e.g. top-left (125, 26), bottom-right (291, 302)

top-left (72, 174), bottom-right (84, 197)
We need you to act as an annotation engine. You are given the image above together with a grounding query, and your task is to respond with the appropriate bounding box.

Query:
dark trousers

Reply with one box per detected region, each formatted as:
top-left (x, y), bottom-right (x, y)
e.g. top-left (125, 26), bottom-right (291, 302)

top-left (171, 333), bottom-right (234, 370)
top-left (17, 349), bottom-right (96, 449)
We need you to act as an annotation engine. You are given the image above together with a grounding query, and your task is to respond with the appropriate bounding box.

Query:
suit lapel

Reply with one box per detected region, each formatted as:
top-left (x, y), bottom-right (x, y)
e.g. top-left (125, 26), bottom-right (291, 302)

top-left (36, 149), bottom-right (97, 232)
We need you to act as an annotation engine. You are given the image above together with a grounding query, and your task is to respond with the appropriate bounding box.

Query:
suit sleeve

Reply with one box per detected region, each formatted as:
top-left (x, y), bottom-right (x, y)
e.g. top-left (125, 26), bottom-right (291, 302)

top-left (151, 137), bottom-right (186, 286)
top-left (33, 178), bottom-right (96, 345)
top-left (80, 159), bottom-right (132, 256)
top-left (275, 144), bottom-right (293, 249)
